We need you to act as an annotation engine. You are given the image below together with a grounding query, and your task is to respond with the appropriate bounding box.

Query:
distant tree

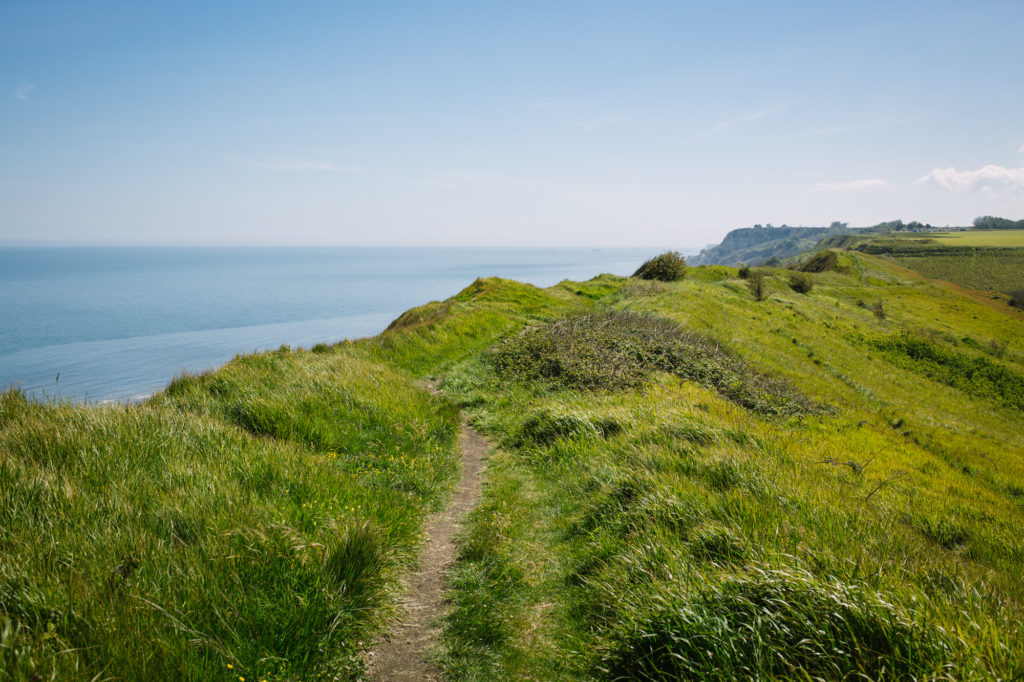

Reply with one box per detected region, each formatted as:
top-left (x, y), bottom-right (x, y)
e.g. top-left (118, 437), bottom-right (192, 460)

top-left (974, 216), bottom-right (1024, 230)
top-left (829, 221), bottom-right (848, 229)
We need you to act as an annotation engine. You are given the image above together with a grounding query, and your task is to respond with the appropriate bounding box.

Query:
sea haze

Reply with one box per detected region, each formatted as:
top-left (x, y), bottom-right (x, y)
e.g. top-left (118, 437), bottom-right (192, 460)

top-left (1, 246), bottom-right (669, 403)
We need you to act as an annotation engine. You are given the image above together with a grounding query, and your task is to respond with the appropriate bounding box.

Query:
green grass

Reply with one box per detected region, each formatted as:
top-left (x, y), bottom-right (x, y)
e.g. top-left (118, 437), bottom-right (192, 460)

top-left (0, 345), bottom-right (460, 680)
top-left (925, 230), bottom-right (1024, 247)
top-left (848, 235), bottom-right (1024, 293)
top-left (434, 254), bottom-right (1024, 680)
top-left (0, 276), bottom-right (588, 681)
top-left (4, 255), bottom-right (1024, 680)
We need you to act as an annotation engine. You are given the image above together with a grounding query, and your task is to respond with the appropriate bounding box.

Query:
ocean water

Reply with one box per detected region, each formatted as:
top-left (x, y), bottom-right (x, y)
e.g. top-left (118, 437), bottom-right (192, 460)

top-left (0, 247), bottom-right (664, 403)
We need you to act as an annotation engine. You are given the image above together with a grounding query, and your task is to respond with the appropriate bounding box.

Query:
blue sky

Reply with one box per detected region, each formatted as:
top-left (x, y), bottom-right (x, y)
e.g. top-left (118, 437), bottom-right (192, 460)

top-left (2, 1), bottom-right (1023, 246)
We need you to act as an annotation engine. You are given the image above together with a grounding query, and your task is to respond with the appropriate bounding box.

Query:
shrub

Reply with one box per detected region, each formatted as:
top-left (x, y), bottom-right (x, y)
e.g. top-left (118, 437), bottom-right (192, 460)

top-left (797, 250), bottom-right (838, 273)
top-left (632, 251), bottom-right (687, 282)
top-left (788, 272), bottom-right (814, 294)
top-left (747, 271), bottom-right (768, 301)
top-left (872, 300), bottom-right (886, 319)
top-left (737, 264), bottom-right (750, 279)
top-left (1009, 288), bottom-right (1024, 309)
top-left (492, 311), bottom-right (819, 416)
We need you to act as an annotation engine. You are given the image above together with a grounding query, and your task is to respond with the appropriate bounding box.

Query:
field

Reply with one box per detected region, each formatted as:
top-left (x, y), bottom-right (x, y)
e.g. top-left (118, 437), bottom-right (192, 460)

top-left (3, 251), bottom-right (1024, 679)
top-left (850, 236), bottom-right (1024, 294)
top-left (921, 230), bottom-right (1024, 247)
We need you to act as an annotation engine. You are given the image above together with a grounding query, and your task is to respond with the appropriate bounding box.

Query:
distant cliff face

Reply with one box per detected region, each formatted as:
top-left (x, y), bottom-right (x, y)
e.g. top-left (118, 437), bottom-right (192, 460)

top-left (695, 226), bottom-right (852, 266)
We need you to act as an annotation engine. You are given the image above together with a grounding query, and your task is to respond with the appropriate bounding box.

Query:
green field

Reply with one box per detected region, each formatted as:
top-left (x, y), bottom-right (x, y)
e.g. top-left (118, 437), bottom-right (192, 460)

top-left (925, 230), bottom-right (1024, 247)
top-left (3, 252), bottom-right (1024, 679)
top-left (850, 234), bottom-right (1024, 294)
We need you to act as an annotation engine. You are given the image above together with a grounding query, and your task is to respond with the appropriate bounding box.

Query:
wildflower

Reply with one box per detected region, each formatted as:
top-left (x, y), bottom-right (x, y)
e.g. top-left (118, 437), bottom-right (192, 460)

top-left (227, 664), bottom-right (234, 669)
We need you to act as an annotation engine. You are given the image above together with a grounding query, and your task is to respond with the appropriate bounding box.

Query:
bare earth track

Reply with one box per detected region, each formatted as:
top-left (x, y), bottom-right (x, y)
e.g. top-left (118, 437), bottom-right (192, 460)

top-left (366, 408), bottom-right (490, 681)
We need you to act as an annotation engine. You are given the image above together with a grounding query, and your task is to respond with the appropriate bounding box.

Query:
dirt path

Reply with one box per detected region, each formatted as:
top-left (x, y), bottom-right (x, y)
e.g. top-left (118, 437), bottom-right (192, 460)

top-left (366, 411), bottom-right (490, 681)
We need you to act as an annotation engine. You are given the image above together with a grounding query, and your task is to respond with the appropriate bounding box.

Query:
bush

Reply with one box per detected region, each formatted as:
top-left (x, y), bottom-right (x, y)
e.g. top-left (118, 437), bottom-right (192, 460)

top-left (797, 250), bottom-right (838, 273)
top-left (492, 311), bottom-right (819, 416)
top-left (747, 272), bottom-right (767, 301)
top-left (633, 251), bottom-right (687, 282)
top-left (788, 272), bottom-right (814, 294)
top-left (737, 264), bottom-right (750, 279)
top-left (1009, 288), bottom-right (1024, 309)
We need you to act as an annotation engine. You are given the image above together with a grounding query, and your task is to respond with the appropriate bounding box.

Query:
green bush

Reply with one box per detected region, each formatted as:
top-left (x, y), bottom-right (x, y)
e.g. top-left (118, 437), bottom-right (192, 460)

top-left (737, 264), bottom-right (750, 279)
top-left (633, 251), bottom-right (687, 282)
top-left (788, 272), bottom-right (814, 294)
top-left (797, 250), bottom-right (838, 273)
top-left (746, 271), bottom-right (768, 301)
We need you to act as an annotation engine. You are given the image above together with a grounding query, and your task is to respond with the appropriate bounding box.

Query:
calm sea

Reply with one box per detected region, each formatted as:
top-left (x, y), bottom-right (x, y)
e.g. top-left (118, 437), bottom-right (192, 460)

top-left (1, 247), bottom-right (666, 403)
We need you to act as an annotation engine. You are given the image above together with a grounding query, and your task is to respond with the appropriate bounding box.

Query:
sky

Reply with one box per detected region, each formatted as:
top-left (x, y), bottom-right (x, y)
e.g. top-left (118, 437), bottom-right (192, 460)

top-left (2, 0), bottom-right (1023, 247)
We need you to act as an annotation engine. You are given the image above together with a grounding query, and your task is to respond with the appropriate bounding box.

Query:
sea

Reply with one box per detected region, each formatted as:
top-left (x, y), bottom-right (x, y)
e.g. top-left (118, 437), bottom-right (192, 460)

top-left (0, 246), bottom-right (672, 403)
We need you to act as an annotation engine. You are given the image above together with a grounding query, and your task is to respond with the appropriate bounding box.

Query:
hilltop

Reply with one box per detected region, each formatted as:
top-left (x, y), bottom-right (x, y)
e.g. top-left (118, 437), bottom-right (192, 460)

top-left (2, 250), bottom-right (1023, 680)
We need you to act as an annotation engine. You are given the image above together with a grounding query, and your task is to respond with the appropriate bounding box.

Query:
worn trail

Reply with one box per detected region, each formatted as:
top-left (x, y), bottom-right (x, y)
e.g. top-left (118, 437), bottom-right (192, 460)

top-left (366, 408), bottom-right (489, 681)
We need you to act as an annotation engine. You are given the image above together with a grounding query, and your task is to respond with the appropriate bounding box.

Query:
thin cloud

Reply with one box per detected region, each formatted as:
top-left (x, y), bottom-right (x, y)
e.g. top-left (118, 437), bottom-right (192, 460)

top-left (253, 159), bottom-right (366, 173)
top-left (689, 106), bottom-right (784, 141)
top-left (915, 165), bottom-right (1024, 195)
top-left (575, 112), bottom-right (628, 132)
top-left (812, 178), bottom-right (888, 191)
top-left (804, 118), bottom-right (913, 137)
top-left (1019, 143), bottom-right (1024, 153)
top-left (13, 84), bottom-right (35, 100)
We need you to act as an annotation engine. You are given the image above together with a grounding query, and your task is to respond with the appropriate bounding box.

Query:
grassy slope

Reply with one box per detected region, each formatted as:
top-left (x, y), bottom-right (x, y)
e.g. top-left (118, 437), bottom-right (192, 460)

top-left (845, 232), bottom-right (1024, 294)
top-left (3, 260), bottom-right (1023, 680)
top-left (433, 258), bottom-right (1024, 680)
top-left (0, 276), bottom-right (588, 681)
top-left (923, 230), bottom-right (1024, 247)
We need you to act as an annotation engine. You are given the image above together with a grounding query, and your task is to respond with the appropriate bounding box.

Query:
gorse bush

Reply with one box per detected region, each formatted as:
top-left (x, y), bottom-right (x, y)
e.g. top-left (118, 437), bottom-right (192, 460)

top-left (632, 251), bottom-right (687, 282)
top-left (492, 311), bottom-right (818, 416)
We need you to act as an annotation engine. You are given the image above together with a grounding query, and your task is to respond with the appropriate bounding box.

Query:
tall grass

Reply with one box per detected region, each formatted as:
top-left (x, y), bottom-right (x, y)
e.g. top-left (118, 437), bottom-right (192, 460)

top-left (437, 254), bottom-right (1024, 680)
top-left (0, 343), bottom-right (459, 680)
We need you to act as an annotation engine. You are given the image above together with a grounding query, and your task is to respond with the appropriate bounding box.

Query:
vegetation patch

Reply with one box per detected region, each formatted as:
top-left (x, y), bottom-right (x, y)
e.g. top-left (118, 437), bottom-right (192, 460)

top-left (516, 406), bottom-right (625, 445)
top-left (797, 249), bottom-right (838, 273)
top-left (598, 567), bottom-right (955, 681)
top-left (870, 332), bottom-right (1024, 411)
top-left (788, 271), bottom-right (814, 294)
top-left (492, 311), bottom-right (818, 416)
top-left (632, 251), bottom-right (687, 282)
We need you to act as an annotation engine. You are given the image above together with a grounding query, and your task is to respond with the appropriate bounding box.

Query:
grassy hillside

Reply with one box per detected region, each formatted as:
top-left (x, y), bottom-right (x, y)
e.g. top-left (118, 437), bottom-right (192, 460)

top-left (0, 347), bottom-right (464, 680)
top-left (3, 255), bottom-right (1023, 680)
top-left (815, 231), bottom-right (1024, 296)
top-left (430, 258), bottom-right (1024, 679)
